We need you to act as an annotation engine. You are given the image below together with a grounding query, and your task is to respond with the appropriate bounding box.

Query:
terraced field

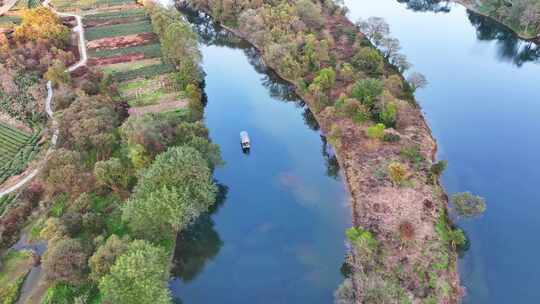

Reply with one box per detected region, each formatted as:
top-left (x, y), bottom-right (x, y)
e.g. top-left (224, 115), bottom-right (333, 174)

top-left (84, 3), bottom-right (186, 113)
top-left (51, 0), bottom-right (134, 10)
top-left (0, 122), bottom-right (41, 184)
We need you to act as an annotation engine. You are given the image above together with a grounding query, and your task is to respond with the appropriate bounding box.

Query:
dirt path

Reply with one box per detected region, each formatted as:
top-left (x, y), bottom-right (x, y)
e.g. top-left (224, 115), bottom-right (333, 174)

top-left (0, 1), bottom-right (87, 198)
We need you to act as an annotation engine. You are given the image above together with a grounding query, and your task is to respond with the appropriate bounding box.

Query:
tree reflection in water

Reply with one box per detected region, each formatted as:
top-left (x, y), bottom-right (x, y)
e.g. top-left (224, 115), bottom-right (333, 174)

top-left (395, 0), bottom-right (539, 66)
top-left (170, 184), bottom-right (228, 283)
top-left (181, 7), bottom-right (342, 179)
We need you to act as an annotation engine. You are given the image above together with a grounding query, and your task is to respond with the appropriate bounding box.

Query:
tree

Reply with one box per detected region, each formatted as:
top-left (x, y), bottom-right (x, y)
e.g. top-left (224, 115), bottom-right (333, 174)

top-left (44, 60), bottom-right (70, 87)
top-left (295, 0), bottom-right (323, 29)
top-left (40, 149), bottom-right (94, 198)
top-left (381, 37), bottom-right (401, 59)
top-left (43, 238), bottom-right (88, 285)
top-left (122, 146), bottom-right (217, 241)
top-left (352, 47), bottom-right (384, 76)
top-left (14, 7), bottom-right (70, 47)
top-left (428, 160), bottom-right (447, 184)
top-left (357, 17), bottom-right (390, 47)
top-left (352, 78), bottom-right (383, 109)
top-left (94, 158), bottom-right (131, 194)
top-left (451, 192), bottom-right (487, 218)
top-left (407, 72), bottom-right (428, 91)
top-left (391, 53), bottom-right (411, 73)
top-left (99, 240), bottom-right (171, 304)
top-left (89, 235), bottom-right (129, 282)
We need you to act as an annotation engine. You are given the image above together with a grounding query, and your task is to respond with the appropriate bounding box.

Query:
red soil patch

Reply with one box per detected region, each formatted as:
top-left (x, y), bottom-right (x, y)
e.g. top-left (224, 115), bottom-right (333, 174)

top-left (87, 33), bottom-right (157, 51)
top-left (128, 100), bottom-right (187, 117)
top-left (88, 52), bottom-right (145, 66)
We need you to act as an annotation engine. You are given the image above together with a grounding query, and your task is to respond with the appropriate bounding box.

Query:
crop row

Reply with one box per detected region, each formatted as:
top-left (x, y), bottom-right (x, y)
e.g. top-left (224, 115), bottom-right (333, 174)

top-left (90, 42), bottom-right (161, 59)
top-left (113, 62), bottom-right (176, 82)
top-left (51, 0), bottom-right (133, 10)
top-left (0, 125), bottom-right (42, 184)
top-left (85, 8), bottom-right (146, 21)
top-left (86, 20), bottom-right (153, 41)
top-left (0, 194), bottom-right (16, 216)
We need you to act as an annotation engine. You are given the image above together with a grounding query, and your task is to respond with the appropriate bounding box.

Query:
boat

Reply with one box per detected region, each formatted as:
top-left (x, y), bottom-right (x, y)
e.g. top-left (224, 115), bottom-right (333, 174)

top-left (240, 131), bottom-right (250, 150)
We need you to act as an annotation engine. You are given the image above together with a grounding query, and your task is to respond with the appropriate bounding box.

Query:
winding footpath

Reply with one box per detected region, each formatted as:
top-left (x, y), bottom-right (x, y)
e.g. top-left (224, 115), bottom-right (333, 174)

top-left (0, 1), bottom-right (87, 198)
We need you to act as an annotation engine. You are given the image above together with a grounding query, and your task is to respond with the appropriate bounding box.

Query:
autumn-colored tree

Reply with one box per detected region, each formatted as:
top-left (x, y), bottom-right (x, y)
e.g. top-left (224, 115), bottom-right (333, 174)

top-left (14, 7), bottom-right (70, 47)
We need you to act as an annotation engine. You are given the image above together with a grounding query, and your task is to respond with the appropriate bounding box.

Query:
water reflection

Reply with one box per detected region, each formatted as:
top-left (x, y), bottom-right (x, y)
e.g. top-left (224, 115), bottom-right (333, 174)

top-left (170, 185), bottom-right (228, 282)
top-left (182, 8), bottom-right (341, 180)
top-left (394, 0), bottom-right (539, 66)
top-left (396, 0), bottom-right (452, 13)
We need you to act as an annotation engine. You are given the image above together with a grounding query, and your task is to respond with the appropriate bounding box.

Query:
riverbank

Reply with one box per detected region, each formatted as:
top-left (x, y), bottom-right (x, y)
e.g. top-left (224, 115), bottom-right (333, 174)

top-left (179, 0), bottom-right (461, 302)
top-left (454, 0), bottom-right (540, 43)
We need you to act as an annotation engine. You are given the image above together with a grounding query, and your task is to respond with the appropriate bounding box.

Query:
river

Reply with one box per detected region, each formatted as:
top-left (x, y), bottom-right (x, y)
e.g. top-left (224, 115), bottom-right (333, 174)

top-left (344, 0), bottom-right (540, 303)
top-left (167, 14), bottom-right (351, 304)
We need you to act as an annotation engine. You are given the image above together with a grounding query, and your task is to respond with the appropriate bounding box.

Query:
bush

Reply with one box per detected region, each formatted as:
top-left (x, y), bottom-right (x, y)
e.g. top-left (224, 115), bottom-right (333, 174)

top-left (451, 192), bottom-right (486, 218)
top-left (398, 220), bottom-right (415, 242)
top-left (428, 160), bottom-right (447, 184)
top-left (352, 47), bottom-right (384, 76)
top-left (352, 78), bottom-right (383, 109)
top-left (400, 144), bottom-right (424, 166)
top-left (387, 162), bottom-right (407, 186)
top-left (43, 238), bottom-right (88, 285)
top-left (379, 102), bottom-right (397, 127)
top-left (382, 133), bottom-right (400, 142)
top-left (366, 123), bottom-right (385, 140)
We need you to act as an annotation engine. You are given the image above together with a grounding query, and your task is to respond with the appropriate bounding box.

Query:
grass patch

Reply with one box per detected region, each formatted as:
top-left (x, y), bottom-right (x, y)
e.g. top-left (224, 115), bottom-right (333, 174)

top-left (90, 42), bottom-right (161, 59)
top-left (85, 20), bottom-right (152, 41)
top-left (0, 250), bottom-right (33, 303)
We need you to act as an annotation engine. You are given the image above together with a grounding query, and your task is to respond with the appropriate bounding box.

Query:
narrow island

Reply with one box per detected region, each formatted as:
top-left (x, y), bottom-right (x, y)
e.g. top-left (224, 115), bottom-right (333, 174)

top-left (179, 0), bottom-right (463, 302)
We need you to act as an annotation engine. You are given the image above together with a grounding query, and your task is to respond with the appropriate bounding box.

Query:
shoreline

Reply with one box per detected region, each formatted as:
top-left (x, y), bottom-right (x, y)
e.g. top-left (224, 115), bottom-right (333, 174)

top-left (453, 0), bottom-right (540, 43)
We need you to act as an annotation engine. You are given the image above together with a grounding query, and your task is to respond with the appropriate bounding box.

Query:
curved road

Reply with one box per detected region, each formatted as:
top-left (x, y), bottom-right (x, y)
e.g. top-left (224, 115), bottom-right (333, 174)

top-left (0, 1), bottom-right (87, 198)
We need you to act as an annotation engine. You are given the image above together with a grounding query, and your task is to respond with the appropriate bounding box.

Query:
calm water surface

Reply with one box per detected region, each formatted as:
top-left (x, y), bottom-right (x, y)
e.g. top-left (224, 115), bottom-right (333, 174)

top-left (345, 0), bottom-right (540, 303)
top-left (168, 18), bottom-right (350, 303)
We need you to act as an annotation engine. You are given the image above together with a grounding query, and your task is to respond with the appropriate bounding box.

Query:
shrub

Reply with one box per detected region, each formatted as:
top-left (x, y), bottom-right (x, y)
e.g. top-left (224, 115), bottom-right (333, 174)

top-left (366, 123), bottom-right (385, 140)
top-left (379, 102), bottom-right (397, 127)
top-left (352, 78), bottom-right (383, 109)
top-left (89, 235), bottom-right (129, 282)
top-left (387, 162), bottom-right (407, 186)
top-left (398, 220), bottom-right (415, 242)
top-left (400, 144), bottom-right (424, 166)
top-left (451, 192), bottom-right (486, 218)
top-left (352, 47), bottom-right (384, 76)
top-left (44, 60), bottom-right (70, 87)
top-left (312, 67), bottom-right (336, 91)
top-left (428, 160), bottom-right (447, 184)
top-left (382, 133), bottom-right (400, 142)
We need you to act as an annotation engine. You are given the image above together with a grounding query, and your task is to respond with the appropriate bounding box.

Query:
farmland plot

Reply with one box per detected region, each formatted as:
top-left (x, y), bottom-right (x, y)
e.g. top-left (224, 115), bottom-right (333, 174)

top-left (0, 122), bottom-right (42, 184)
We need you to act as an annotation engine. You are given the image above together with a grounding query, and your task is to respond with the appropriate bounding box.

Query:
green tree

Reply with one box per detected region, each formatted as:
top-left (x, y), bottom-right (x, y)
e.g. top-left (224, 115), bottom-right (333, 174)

top-left (352, 47), bottom-right (384, 76)
top-left (352, 78), bottom-right (383, 109)
top-left (89, 235), bottom-right (129, 282)
top-left (94, 158), bottom-right (131, 194)
top-left (99, 240), bottom-right (172, 304)
top-left (122, 146), bottom-right (218, 241)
